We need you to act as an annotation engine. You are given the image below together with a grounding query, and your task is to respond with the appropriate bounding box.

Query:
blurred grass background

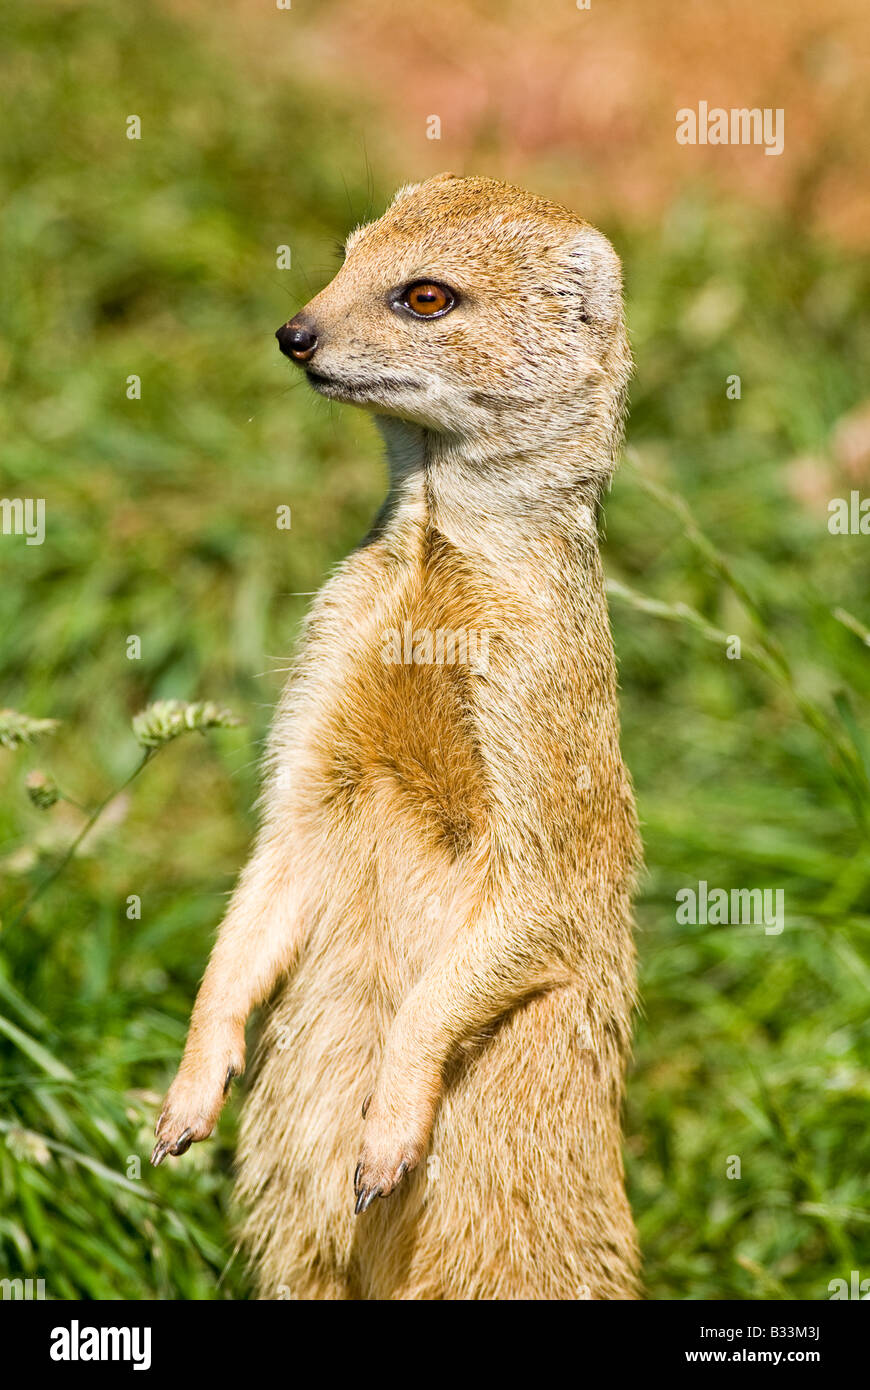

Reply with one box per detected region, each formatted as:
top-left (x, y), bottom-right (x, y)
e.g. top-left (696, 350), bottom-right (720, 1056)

top-left (1, 0), bottom-right (869, 1299)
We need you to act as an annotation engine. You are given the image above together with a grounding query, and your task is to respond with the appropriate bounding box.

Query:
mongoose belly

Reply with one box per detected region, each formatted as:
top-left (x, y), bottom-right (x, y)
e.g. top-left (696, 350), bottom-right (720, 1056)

top-left (235, 574), bottom-right (638, 1299)
top-left (238, 951), bottom-right (638, 1300)
top-left (236, 566), bottom-right (490, 1295)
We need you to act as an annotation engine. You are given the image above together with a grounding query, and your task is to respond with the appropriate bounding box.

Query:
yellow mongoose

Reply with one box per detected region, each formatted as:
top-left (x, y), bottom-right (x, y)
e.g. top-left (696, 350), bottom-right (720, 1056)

top-left (153, 173), bottom-right (641, 1300)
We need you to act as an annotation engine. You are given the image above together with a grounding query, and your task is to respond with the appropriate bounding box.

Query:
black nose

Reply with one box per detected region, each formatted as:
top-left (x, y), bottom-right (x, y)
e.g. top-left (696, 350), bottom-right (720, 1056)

top-left (276, 318), bottom-right (318, 363)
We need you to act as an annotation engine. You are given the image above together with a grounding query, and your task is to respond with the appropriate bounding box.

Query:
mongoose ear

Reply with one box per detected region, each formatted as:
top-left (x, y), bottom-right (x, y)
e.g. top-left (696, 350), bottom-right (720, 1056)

top-left (562, 226), bottom-right (624, 330)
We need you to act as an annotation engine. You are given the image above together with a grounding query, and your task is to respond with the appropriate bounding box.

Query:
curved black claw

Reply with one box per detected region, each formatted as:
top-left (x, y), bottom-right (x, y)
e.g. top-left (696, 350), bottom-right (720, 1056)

top-left (151, 1140), bottom-right (169, 1168)
top-left (223, 1066), bottom-right (236, 1096)
top-left (170, 1127), bottom-right (194, 1157)
top-left (354, 1187), bottom-right (380, 1216)
top-left (353, 1161), bottom-right (409, 1214)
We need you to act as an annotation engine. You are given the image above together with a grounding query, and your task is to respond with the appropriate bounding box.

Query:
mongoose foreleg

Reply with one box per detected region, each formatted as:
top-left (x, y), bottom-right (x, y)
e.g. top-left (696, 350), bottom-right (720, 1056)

top-left (152, 832), bottom-right (304, 1165)
top-left (353, 887), bottom-right (567, 1212)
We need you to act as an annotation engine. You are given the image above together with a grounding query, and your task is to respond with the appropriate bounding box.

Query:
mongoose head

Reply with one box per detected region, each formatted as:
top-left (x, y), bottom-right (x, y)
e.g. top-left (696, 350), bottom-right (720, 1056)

top-left (277, 174), bottom-right (630, 480)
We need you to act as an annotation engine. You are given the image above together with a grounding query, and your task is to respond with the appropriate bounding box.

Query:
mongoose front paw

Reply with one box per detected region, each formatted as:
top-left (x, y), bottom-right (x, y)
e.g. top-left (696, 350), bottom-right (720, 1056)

top-left (151, 1041), bottom-right (244, 1167)
top-left (352, 1099), bottom-right (431, 1213)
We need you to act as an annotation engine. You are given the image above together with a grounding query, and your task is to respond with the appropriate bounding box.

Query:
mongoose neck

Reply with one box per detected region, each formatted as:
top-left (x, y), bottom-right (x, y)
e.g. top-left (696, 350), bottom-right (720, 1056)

top-left (374, 415), bottom-right (613, 562)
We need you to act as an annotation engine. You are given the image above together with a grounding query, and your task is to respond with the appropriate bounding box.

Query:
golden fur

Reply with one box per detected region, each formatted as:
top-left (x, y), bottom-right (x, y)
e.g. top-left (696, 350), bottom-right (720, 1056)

top-left (153, 174), bottom-right (642, 1299)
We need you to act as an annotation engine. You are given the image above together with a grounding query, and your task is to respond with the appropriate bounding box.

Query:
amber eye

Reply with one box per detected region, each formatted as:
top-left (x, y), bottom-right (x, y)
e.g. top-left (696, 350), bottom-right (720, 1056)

top-left (398, 281), bottom-right (456, 318)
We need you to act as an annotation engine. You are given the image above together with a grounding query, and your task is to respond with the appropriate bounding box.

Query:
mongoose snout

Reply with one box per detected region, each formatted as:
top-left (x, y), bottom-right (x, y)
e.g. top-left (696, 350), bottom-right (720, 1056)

top-left (276, 316), bottom-right (318, 362)
top-left (155, 173), bottom-right (641, 1299)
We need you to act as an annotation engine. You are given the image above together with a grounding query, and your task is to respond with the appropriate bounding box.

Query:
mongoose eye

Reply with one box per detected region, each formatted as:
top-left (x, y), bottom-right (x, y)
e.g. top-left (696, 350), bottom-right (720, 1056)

top-left (398, 281), bottom-right (456, 318)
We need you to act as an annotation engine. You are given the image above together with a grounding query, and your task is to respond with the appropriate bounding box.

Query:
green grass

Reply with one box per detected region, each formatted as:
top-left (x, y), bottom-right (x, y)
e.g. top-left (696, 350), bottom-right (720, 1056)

top-left (1, 0), bottom-right (869, 1299)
